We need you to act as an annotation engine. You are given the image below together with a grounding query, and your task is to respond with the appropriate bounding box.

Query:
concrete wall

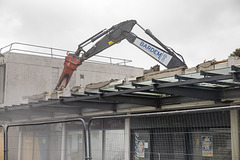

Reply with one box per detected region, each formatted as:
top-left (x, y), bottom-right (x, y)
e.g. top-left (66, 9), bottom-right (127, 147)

top-left (0, 52), bottom-right (143, 107)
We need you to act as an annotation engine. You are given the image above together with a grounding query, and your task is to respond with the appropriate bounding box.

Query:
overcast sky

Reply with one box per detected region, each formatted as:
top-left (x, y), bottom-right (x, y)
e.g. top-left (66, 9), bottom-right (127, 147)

top-left (0, 0), bottom-right (239, 69)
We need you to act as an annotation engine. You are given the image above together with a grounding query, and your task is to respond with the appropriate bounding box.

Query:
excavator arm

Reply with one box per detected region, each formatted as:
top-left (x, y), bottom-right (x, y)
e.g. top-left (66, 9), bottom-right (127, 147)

top-left (55, 20), bottom-right (187, 91)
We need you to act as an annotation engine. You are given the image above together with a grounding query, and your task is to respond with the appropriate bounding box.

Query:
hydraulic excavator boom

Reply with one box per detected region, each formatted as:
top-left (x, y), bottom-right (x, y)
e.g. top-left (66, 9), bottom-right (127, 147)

top-left (55, 20), bottom-right (187, 91)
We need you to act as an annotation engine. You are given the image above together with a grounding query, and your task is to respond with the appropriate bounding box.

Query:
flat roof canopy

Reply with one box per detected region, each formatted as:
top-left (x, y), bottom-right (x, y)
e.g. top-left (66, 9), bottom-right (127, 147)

top-left (1, 65), bottom-right (240, 122)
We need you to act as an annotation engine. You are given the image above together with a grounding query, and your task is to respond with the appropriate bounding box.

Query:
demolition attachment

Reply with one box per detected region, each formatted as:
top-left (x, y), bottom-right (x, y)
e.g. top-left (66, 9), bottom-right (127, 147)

top-left (54, 55), bottom-right (80, 91)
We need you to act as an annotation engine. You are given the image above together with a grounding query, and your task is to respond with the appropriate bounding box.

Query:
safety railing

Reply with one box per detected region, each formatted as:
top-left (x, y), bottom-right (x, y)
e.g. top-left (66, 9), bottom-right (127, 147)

top-left (2, 118), bottom-right (89, 160)
top-left (0, 42), bottom-right (132, 65)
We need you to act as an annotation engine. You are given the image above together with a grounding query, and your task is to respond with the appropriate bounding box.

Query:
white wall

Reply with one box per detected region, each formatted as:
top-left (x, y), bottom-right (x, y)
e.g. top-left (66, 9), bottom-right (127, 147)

top-left (0, 52), bottom-right (143, 107)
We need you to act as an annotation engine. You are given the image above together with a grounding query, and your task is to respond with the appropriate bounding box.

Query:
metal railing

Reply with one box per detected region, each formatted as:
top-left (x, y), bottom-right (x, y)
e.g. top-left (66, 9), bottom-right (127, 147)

top-left (0, 42), bottom-right (132, 65)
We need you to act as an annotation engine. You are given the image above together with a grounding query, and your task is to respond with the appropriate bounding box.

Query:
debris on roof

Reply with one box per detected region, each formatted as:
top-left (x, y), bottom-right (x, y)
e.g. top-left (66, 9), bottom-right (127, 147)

top-left (85, 79), bottom-right (120, 92)
top-left (22, 92), bottom-right (50, 103)
top-left (70, 86), bottom-right (83, 94)
top-left (144, 64), bottom-right (160, 74)
top-left (137, 66), bottom-right (186, 82)
top-left (138, 57), bottom-right (240, 82)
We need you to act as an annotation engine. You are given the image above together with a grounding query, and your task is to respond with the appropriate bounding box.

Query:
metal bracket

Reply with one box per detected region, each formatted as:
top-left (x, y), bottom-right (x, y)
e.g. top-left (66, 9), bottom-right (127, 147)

top-left (231, 65), bottom-right (240, 71)
top-left (153, 83), bottom-right (159, 92)
top-left (232, 71), bottom-right (240, 82)
top-left (232, 65), bottom-right (240, 82)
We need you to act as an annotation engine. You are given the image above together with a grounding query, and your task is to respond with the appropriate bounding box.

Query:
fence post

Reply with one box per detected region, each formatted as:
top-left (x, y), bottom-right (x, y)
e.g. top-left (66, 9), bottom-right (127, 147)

top-left (5, 125), bottom-right (8, 160)
top-left (61, 123), bottom-right (66, 160)
top-left (124, 117), bottom-right (130, 160)
top-left (0, 125), bottom-right (6, 160)
top-left (17, 129), bottom-right (22, 160)
top-left (230, 109), bottom-right (240, 160)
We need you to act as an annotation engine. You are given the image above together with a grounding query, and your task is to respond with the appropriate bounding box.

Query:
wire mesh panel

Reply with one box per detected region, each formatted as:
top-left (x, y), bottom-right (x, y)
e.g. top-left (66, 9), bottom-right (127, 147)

top-left (130, 110), bottom-right (231, 160)
top-left (65, 122), bottom-right (85, 160)
top-left (89, 118), bottom-right (126, 160)
top-left (89, 108), bottom-right (237, 160)
top-left (7, 120), bottom-right (86, 160)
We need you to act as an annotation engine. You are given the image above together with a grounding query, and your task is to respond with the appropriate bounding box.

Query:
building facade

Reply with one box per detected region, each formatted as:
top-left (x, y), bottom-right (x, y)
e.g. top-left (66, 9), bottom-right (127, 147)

top-left (1, 43), bottom-right (240, 160)
top-left (0, 43), bottom-right (143, 107)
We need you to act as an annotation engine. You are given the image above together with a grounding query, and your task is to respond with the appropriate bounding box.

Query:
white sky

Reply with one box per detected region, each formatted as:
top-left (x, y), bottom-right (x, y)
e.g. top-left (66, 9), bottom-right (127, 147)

top-left (0, 0), bottom-right (239, 69)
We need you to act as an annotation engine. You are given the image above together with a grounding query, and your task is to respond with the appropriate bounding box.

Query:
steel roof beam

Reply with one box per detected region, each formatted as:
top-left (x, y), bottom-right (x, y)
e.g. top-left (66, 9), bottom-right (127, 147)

top-left (175, 74), bottom-right (195, 81)
top-left (156, 74), bottom-right (232, 88)
top-left (61, 101), bottom-right (117, 110)
top-left (68, 74), bottom-right (233, 102)
top-left (104, 95), bottom-right (159, 106)
top-left (175, 73), bottom-right (239, 87)
top-left (152, 78), bottom-right (170, 84)
top-left (155, 86), bottom-right (220, 101)
top-left (200, 70), bottom-right (222, 77)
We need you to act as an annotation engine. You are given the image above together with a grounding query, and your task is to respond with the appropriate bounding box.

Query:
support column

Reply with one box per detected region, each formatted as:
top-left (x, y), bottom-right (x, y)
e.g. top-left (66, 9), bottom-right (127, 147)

top-left (102, 129), bottom-right (106, 160)
top-left (61, 123), bottom-right (66, 160)
top-left (17, 128), bottom-right (22, 160)
top-left (124, 117), bottom-right (130, 160)
top-left (230, 109), bottom-right (240, 160)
